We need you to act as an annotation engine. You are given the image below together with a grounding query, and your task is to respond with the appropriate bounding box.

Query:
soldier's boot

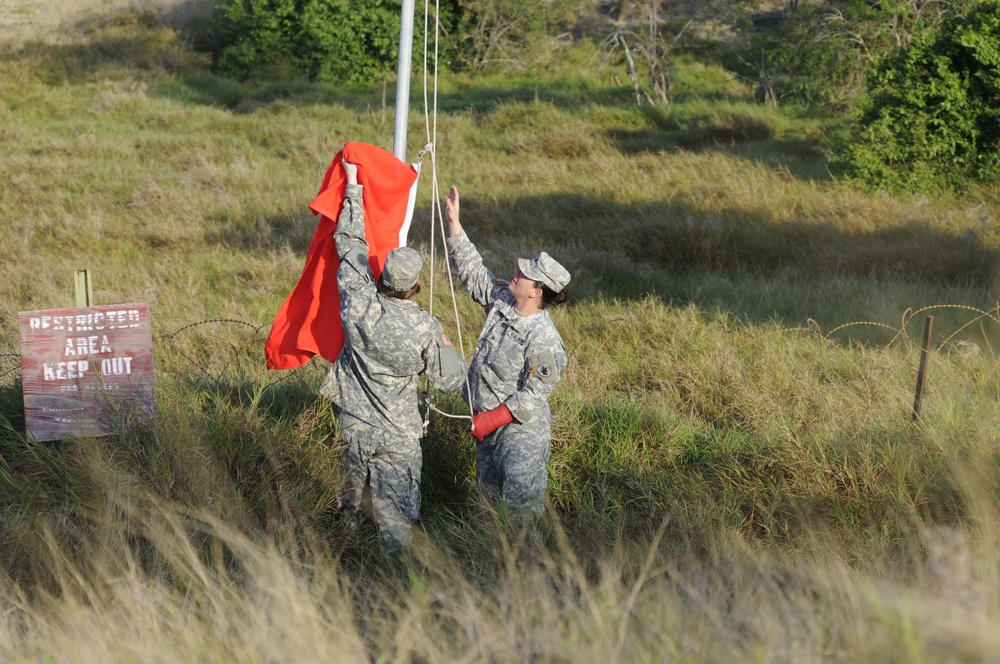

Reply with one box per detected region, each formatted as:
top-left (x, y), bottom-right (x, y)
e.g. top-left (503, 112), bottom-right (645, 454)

top-left (340, 475), bottom-right (378, 535)
top-left (369, 487), bottom-right (417, 554)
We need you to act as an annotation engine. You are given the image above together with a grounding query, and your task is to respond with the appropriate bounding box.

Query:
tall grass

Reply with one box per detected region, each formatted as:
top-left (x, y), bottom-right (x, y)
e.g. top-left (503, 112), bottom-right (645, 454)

top-left (1, 5), bottom-right (1000, 661)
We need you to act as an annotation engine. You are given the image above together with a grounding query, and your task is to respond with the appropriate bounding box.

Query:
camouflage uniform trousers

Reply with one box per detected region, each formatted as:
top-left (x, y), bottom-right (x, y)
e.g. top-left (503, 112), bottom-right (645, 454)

top-left (339, 423), bottom-right (421, 551)
top-left (476, 417), bottom-right (551, 515)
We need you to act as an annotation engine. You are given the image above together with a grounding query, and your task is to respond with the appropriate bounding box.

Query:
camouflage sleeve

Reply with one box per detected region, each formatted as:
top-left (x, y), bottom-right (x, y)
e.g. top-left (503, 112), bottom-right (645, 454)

top-left (334, 184), bottom-right (375, 311)
top-left (503, 332), bottom-right (567, 424)
top-left (445, 231), bottom-right (503, 310)
top-left (423, 318), bottom-right (467, 394)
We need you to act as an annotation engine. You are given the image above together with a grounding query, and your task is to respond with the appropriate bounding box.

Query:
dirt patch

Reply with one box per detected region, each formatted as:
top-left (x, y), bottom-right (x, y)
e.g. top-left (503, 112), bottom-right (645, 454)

top-left (0, 0), bottom-right (212, 45)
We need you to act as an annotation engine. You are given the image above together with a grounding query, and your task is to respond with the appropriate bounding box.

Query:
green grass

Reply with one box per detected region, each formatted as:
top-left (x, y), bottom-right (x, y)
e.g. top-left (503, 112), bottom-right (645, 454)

top-left (1, 6), bottom-right (1000, 662)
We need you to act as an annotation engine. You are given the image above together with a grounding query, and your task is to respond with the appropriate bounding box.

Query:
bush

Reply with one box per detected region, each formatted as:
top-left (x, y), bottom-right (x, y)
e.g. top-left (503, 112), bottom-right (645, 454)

top-left (839, 0), bottom-right (1000, 192)
top-left (732, 6), bottom-right (868, 109)
top-left (215, 0), bottom-right (457, 84)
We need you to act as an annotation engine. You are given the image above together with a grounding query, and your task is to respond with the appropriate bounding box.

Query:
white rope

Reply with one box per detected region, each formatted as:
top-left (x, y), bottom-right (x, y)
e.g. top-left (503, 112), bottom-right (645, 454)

top-left (422, 391), bottom-right (473, 421)
top-left (419, 0), bottom-right (474, 434)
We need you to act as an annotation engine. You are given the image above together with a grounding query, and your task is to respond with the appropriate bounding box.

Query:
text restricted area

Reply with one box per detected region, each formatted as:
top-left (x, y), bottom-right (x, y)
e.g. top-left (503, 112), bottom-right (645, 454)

top-left (18, 303), bottom-right (156, 442)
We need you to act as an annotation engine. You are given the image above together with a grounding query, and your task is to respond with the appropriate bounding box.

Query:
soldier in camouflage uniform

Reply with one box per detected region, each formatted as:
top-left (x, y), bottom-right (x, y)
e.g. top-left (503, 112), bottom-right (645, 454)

top-left (320, 157), bottom-right (466, 551)
top-left (444, 185), bottom-right (570, 516)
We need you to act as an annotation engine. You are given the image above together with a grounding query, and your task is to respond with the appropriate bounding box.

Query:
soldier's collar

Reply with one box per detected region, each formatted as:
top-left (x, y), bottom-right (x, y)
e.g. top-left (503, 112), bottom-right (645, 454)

top-left (496, 298), bottom-right (545, 325)
top-left (379, 294), bottom-right (418, 308)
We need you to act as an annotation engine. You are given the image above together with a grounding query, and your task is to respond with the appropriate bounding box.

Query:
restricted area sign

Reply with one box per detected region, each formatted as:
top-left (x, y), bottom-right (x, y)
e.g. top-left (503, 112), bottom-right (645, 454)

top-left (18, 303), bottom-right (156, 442)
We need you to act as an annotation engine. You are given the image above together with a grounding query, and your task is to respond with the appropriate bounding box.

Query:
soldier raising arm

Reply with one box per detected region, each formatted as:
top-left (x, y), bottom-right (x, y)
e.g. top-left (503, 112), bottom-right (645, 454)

top-left (444, 184), bottom-right (570, 517)
top-left (321, 155), bottom-right (466, 551)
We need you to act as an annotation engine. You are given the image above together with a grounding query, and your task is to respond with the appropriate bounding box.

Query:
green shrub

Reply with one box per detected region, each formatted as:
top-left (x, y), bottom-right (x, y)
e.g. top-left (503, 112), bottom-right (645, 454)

top-left (839, 0), bottom-right (1000, 192)
top-left (215, 0), bottom-right (457, 84)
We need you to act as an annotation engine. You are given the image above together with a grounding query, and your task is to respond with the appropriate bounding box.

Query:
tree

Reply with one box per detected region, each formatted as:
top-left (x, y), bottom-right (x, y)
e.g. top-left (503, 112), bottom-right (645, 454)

top-left (839, 0), bottom-right (1000, 192)
top-left (600, 0), bottom-right (696, 106)
top-left (452, 0), bottom-right (586, 71)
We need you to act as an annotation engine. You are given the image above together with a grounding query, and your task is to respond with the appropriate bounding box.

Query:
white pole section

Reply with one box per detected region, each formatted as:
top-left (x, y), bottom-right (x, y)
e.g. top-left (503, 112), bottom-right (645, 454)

top-left (393, 0), bottom-right (415, 162)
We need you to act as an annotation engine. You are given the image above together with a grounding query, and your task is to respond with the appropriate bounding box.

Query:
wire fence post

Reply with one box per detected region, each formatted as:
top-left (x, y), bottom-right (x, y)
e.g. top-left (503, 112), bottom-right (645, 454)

top-left (911, 315), bottom-right (934, 421)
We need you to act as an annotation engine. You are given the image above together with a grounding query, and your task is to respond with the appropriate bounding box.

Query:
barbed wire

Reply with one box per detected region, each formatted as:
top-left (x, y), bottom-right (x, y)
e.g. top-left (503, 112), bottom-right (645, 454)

top-left (155, 319), bottom-right (312, 394)
top-left (156, 318), bottom-right (269, 341)
top-left (0, 319), bottom-right (283, 387)
top-left (5, 307), bottom-right (1000, 395)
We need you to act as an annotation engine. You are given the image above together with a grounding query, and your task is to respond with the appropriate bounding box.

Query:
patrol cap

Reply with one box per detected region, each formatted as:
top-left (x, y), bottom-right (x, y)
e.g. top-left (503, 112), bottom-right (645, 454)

top-left (382, 246), bottom-right (423, 290)
top-left (517, 251), bottom-right (570, 292)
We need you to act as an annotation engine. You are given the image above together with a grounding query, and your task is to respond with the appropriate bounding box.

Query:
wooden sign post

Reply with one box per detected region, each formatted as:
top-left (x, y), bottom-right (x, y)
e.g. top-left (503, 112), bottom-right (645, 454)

top-left (74, 269), bottom-right (93, 307)
top-left (17, 303), bottom-right (156, 442)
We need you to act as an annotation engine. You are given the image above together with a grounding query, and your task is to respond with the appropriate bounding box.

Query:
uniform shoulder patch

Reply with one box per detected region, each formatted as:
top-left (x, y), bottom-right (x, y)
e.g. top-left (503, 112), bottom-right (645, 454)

top-left (529, 349), bottom-right (559, 384)
top-left (436, 337), bottom-right (464, 377)
top-left (352, 250), bottom-right (369, 272)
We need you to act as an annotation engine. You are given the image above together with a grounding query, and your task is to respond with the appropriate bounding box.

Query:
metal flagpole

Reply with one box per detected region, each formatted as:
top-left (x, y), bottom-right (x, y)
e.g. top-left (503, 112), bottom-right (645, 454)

top-left (393, 0), bottom-right (415, 161)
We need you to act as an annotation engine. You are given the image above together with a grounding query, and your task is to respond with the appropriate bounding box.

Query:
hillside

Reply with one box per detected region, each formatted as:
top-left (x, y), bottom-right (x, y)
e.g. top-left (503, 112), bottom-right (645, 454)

top-left (1, 2), bottom-right (999, 661)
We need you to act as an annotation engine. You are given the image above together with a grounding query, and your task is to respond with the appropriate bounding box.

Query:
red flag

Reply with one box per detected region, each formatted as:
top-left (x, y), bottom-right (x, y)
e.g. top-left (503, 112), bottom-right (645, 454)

top-left (264, 142), bottom-right (419, 370)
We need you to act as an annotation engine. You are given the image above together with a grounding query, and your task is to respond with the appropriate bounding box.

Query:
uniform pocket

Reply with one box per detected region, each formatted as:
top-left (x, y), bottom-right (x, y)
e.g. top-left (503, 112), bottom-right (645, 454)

top-left (487, 330), bottom-right (525, 381)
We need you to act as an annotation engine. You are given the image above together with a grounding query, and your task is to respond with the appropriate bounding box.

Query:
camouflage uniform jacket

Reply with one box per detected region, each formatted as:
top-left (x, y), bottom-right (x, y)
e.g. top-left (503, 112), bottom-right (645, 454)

top-left (446, 231), bottom-right (566, 424)
top-left (322, 184), bottom-right (466, 438)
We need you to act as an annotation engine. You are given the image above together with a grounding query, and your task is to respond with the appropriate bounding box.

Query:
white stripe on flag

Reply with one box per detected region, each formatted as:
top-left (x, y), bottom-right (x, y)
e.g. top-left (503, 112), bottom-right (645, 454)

top-left (398, 161), bottom-right (421, 247)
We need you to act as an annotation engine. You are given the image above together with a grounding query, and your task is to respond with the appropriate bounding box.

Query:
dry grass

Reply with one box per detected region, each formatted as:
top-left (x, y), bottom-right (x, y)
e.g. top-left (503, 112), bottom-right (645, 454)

top-left (0, 0), bottom-right (212, 45)
top-left (1, 501), bottom-right (999, 662)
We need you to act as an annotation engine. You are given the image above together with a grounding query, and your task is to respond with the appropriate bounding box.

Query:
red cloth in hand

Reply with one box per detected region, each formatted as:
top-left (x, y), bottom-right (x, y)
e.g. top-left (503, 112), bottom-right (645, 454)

top-left (264, 142), bottom-right (418, 370)
top-left (471, 405), bottom-right (514, 442)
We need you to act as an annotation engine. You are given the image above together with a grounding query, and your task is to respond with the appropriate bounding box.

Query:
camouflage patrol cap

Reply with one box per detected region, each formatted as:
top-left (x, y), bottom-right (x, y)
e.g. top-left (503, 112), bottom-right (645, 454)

top-left (517, 251), bottom-right (570, 292)
top-left (382, 246), bottom-right (423, 290)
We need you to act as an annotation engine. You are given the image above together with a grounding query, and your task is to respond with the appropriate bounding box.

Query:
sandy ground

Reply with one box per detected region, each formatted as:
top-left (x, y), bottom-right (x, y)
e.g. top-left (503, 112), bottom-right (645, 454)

top-left (0, 0), bottom-right (211, 44)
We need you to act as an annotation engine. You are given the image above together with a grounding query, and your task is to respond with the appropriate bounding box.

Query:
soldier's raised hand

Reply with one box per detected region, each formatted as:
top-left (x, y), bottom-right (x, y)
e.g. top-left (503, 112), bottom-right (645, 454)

top-left (445, 185), bottom-right (463, 236)
top-left (342, 153), bottom-right (359, 186)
